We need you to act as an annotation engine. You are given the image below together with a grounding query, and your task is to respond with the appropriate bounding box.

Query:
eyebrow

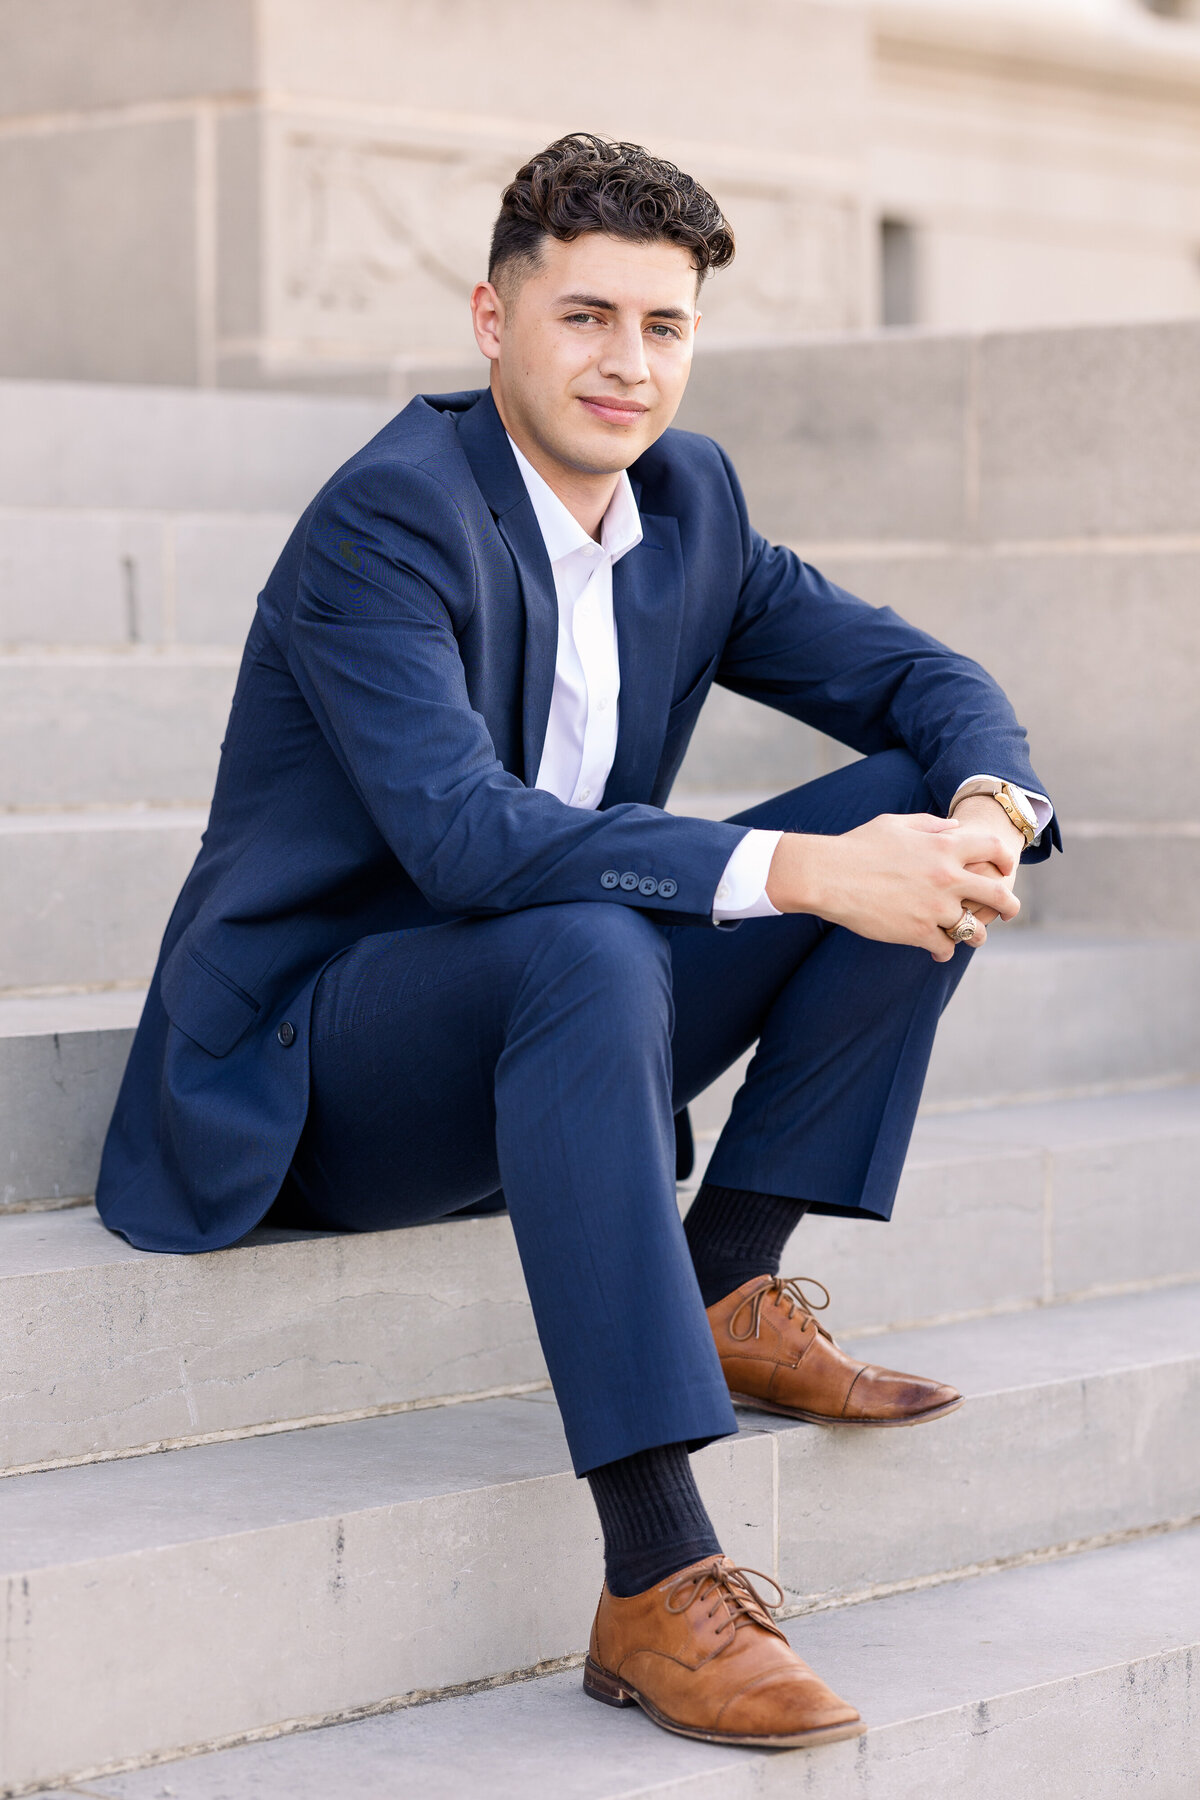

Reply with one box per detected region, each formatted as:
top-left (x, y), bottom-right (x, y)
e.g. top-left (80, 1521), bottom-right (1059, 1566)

top-left (557, 292), bottom-right (693, 322)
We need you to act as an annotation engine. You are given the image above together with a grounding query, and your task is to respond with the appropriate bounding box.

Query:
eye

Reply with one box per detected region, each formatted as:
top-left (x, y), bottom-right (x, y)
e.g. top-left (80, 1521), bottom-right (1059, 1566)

top-left (565, 311), bottom-right (603, 326)
top-left (646, 323), bottom-right (682, 339)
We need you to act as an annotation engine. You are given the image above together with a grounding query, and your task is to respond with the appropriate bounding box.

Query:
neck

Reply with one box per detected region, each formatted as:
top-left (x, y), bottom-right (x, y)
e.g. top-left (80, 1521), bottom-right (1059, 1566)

top-left (491, 385), bottom-right (619, 541)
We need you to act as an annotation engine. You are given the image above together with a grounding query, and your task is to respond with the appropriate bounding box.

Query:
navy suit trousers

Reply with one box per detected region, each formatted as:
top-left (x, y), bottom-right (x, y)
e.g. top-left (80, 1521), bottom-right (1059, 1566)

top-left (275, 749), bottom-right (972, 1473)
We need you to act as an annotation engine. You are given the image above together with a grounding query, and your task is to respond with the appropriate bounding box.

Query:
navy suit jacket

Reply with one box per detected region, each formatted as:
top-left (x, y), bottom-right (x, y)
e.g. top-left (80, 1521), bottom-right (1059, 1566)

top-left (97, 388), bottom-right (1058, 1252)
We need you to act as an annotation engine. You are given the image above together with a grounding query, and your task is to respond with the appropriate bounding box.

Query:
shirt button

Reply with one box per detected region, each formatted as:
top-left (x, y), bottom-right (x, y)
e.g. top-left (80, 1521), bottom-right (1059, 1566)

top-left (597, 698), bottom-right (608, 712)
top-left (716, 883), bottom-right (731, 901)
top-left (657, 878), bottom-right (678, 899)
top-left (578, 787), bottom-right (591, 802)
top-left (619, 872), bottom-right (640, 892)
top-left (277, 1021), bottom-right (296, 1047)
top-left (600, 870), bottom-right (620, 890)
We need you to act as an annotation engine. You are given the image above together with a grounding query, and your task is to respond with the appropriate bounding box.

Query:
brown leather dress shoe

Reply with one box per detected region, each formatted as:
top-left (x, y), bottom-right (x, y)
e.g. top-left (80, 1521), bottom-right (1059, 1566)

top-left (707, 1275), bottom-right (963, 1426)
top-left (585, 1555), bottom-right (865, 1749)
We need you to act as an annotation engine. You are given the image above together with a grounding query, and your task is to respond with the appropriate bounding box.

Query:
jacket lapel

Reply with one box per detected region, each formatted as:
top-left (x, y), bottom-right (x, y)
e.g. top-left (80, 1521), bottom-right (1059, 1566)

top-left (455, 393), bottom-right (688, 799)
top-left (603, 512), bottom-right (686, 806)
top-left (456, 392), bottom-right (559, 784)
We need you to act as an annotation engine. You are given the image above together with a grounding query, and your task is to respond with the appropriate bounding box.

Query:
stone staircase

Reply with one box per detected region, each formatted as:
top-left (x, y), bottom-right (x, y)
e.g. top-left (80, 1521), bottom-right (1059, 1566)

top-left (2, 368), bottom-right (1198, 1799)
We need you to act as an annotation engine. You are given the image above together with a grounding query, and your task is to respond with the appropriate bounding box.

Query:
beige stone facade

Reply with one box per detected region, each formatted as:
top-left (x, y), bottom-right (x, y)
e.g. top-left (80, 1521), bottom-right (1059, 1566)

top-left (0, 0), bottom-right (1198, 390)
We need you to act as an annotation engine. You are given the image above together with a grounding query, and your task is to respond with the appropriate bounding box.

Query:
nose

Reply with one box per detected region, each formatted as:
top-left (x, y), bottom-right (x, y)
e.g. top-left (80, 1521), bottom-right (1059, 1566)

top-left (596, 318), bottom-right (649, 388)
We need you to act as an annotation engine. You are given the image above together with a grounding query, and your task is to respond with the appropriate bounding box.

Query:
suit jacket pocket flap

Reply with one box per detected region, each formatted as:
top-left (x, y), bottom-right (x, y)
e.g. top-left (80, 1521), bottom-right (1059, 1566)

top-left (160, 945), bottom-right (261, 1058)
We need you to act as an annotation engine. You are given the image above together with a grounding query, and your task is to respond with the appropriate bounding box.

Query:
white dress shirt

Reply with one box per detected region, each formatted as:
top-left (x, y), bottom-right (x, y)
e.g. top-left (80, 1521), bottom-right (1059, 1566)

top-left (508, 437), bottom-right (1052, 920)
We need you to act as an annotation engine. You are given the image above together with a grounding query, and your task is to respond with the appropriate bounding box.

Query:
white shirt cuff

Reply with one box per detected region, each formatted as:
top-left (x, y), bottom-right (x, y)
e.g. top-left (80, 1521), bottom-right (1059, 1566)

top-left (950, 776), bottom-right (1053, 847)
top-left (712, 829), bottom-right (783, 922)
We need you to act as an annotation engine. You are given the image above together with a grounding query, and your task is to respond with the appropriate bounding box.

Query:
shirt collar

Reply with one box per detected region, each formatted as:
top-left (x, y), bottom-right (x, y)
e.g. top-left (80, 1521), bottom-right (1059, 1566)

top-left (507, 434), bottom-right (643, 566)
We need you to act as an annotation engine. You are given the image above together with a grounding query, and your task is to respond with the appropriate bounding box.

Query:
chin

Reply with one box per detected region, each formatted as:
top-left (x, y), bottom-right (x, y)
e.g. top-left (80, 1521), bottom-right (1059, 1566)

top-left (565, 430), bottom-right (650, 475)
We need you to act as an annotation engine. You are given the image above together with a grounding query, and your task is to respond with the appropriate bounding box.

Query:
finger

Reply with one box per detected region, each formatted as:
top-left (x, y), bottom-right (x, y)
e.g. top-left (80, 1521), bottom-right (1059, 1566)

top-left (904, 813), bottom-right (964, 837)
top-left (959, 874), bottom-right (1021, 921)
top-left (935, 912), bottom-right (990, 950)
top-left (948, 828), bottom-right (1019, 878)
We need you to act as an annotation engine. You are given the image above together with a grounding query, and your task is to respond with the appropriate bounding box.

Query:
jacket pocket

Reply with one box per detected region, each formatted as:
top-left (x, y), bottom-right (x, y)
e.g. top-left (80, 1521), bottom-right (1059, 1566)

top-left (160, 944), bottom-right (262, 1058)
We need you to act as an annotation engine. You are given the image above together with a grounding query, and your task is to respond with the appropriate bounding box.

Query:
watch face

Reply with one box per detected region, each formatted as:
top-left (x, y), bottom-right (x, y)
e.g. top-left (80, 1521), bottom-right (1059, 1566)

top-left (1001, 784), bottom-right (1036, 830)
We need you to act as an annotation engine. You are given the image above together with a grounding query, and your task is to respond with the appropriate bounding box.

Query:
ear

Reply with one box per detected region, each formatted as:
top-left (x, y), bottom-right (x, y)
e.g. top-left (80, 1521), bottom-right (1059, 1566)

top-left (471, 281), bottom-right (505, 362)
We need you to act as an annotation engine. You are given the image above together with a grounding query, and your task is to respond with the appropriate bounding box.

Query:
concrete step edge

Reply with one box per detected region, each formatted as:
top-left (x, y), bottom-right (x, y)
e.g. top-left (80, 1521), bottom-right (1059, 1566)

top-left (17, 1524), bottom-right (1200, 1800)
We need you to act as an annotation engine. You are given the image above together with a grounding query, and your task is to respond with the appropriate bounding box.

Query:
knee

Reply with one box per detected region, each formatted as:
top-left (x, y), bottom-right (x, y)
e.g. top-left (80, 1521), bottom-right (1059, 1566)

top-left (861, 748), bottom-right (931, 814)
top-left (523, 902), bottom-right (671, 1013)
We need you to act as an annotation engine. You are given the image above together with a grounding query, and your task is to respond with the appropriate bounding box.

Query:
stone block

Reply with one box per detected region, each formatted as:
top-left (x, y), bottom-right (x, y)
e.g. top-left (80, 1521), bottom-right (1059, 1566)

top-left (0, 652), bottom-right (237, 806)
top-left (172, 514), bottom-right (293, 642)
top-left (693, 938), bottom-right (1200, 1130)
top-left (1020, 833), bottom-right (1200, 935)
top-left (796, 1128), bottom-right (1045, 1332)
top-left (0, 509), bottom-right (168, 646)
top-left (814, 546), bottom-right (1200, 823)
top-left (676, 334), bottom-right (970, 544)
top-left (0, 1400), bottom-right (774, 1790)
top-left (1041, 1088), bottom-right (1200, 1298)
top-left (0, 811), bottom-right (204, 990)
top-left (0, 993), bottom-right (142, 1209)
top-left (73, 1530), bottom-right (1200, 1800)
top-left (216, 107), bottom-right (264, 343)
top-left (774, 1284), bottom-right (1200, 1604)
top-left (0, 120), bottom-right (200, 385)
top-left (977, 319), bottom-right (1200, 540)
top-left (0, 0), bottom-right (254, 112)
top-left (924, 934), bottom-right (1200, 1104)
top-left (0, 381), bottom-right (393, 511)
top-left (674, 685), bottom-right (835, 797)
top-left (6, 1077), bottom-right (1196, 1465)
top-left (0, 1207), bottom-right (548, 1470)
top-left (258, 0), bottom-right (866, 157)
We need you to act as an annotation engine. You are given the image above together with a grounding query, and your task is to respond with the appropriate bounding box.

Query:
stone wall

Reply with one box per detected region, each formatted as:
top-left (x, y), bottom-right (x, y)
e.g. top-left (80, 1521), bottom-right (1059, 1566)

top-left (0, 0), bottom-right (869, 389)
top-left (674, 317), bottom-right (1200, 932)
top-left (3, 0), bottom-right (1200, 393)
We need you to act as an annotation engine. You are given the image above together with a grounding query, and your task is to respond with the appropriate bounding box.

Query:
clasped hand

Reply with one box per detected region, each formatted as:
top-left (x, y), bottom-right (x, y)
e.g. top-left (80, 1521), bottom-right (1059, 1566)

top-left (765, 797), bottom-right (1024, 964)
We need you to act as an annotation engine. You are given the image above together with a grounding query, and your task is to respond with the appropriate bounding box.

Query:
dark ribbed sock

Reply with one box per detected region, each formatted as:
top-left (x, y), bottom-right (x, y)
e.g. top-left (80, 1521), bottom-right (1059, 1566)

top-left (586, 1441), bottom-right (722, 1598)
top-left (684, 1181), bottom-right (810, 1309)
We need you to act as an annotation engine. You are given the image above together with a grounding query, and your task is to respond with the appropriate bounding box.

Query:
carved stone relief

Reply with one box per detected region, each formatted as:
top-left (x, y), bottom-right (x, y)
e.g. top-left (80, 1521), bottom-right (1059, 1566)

top-left (273, 127), bottom-right (861, 364)
top-left (279, 131), bottom-right (512, 357)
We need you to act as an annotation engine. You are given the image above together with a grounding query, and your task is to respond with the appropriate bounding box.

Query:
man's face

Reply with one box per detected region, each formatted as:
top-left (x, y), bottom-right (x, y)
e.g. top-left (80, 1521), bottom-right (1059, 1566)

top-left (471, 233), bottom-right (700, 477)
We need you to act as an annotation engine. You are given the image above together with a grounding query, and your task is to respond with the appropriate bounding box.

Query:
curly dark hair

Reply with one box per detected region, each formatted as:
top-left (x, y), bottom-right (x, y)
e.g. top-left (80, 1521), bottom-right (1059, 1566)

top-left (489, 133), bottom-right (735, 289)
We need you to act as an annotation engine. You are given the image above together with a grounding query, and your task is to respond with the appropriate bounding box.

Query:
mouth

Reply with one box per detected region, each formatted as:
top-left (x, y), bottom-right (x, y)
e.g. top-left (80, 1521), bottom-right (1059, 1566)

top-left (578, 396), bottom-right (650, 425)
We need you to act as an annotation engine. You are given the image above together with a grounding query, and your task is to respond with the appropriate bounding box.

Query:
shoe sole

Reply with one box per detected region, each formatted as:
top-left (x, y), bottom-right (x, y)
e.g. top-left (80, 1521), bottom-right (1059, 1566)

top-left (583, 1657), bottom-right (867, 1749)
top-left (728, 1392), bottom-right (965, 1427)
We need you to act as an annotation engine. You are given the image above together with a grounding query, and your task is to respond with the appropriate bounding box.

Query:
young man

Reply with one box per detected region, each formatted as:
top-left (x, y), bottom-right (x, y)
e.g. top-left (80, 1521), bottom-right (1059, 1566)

top-left (98, 134), bottom-right (1057, 1751)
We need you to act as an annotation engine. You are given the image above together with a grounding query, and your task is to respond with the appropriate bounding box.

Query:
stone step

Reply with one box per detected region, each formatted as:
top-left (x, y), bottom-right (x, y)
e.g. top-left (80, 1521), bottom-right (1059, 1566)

top-left (0, 809), bottom-right (203, 992)
top-left (688, 932), bottom-right (1200, 1140)
top-left (3, 1286), bottom-right (1197, 1792)
top-left (3, 788), bottom-right (1198, 1035)
top-left (4, 654), bottom-right (1193, 934)
top-left (0, 509), bottom-right (288, 648)
top-left (0, 380), bottom-right (394, 513)
top-left (4, 1081), bottom-right (1199, 1473)
top-left (0, 650), bottom-right (238, 807)
top-left (50, 1527), bottom-right (1198, 1800)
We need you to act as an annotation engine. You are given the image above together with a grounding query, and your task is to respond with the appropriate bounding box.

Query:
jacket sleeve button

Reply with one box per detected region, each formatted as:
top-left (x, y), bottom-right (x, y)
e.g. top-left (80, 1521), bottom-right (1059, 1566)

top-left (619, 872), bottom-right (640, 891)
top-left (277, 1021), bottom-right (296, 1047)
top-left (638, 876), bottom-right (659, 896)
top-left (657, 878), bottom-right (678, 899)
top-left (600, 870), bottom-right (620, 890)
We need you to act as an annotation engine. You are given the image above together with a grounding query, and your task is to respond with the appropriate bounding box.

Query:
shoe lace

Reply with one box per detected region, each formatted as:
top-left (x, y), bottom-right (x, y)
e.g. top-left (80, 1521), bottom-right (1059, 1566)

top-left (728, 1275), bottom-right (833, 1344)
top-left (664, 1560), bottom-right (788, 1645)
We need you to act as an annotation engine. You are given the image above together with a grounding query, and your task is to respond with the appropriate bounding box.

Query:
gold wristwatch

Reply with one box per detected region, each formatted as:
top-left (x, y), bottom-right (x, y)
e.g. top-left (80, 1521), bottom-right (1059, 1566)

top-left (951, 778), bottom-right (1039, 848)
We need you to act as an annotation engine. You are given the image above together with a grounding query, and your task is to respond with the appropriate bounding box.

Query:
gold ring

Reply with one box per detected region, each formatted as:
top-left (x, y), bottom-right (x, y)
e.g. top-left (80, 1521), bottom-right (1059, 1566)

top-left (941, 908), bottom-right (978, 945)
